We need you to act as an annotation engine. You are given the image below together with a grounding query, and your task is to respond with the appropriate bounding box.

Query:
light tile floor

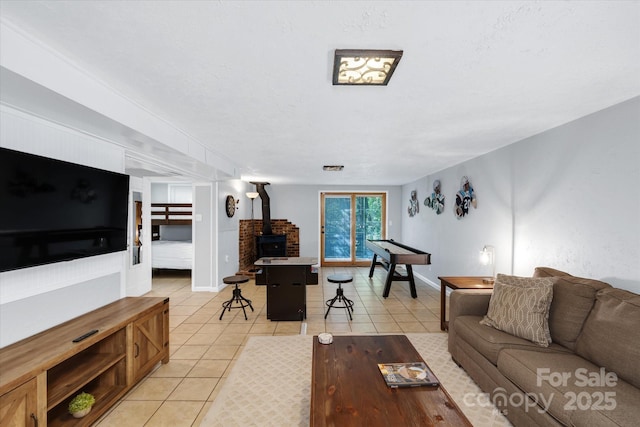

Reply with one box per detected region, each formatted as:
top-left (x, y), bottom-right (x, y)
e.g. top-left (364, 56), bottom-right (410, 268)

top-left (95, 266), bottom-right (444, 426)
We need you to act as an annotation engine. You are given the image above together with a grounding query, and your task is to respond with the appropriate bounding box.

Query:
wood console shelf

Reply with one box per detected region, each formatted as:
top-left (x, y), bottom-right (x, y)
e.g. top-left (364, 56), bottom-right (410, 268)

top-left (0, 297), bottom-right (169, 427)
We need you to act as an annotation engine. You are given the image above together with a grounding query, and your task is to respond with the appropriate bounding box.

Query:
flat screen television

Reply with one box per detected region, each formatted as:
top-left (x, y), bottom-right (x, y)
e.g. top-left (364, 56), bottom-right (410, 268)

top-left (0, 147), bottom-right (130, 272)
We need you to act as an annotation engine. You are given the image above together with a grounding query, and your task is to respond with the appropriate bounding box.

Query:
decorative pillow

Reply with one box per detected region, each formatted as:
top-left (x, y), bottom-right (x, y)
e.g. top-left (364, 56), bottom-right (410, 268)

top-left (479, 274), bottom-right (555, 347)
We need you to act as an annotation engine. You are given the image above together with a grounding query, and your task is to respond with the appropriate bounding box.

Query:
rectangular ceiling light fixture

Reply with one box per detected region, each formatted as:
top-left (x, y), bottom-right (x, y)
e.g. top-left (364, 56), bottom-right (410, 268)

top-left (333, 49), bottom-right (403, 86)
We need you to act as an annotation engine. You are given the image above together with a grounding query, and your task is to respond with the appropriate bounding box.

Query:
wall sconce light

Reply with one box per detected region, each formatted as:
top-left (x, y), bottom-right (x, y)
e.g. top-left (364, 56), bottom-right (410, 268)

top-left (479, 245), bottom-right (495, 284)
top-left (333, 49), bottom-right (403, 85)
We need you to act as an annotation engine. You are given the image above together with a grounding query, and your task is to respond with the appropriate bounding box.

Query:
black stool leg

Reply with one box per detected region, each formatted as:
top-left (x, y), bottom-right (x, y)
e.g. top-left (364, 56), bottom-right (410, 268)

top-left (219, 290), bottom-right (234, 320)
top-left (240, 293), bottom-right (254, 314)
top-left (324, 293), bottom-right (340, 319)
top-left (219, 299), bottom-right (231, 320)
top-left (231, 286), bottom-right (248, 320)
top-left (236, 286), bottom-right (254, 320)
top-left (219, 285), bottom-right (254, 320)
top-left (325, 283), bottom-right (354, 320)
top-left (340, 284), bottom-right (354, 320)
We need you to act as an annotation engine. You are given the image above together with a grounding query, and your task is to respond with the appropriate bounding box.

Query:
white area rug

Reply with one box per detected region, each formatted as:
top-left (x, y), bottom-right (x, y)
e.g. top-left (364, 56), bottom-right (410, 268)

top-left (201, 333), bottom-right (511, 426)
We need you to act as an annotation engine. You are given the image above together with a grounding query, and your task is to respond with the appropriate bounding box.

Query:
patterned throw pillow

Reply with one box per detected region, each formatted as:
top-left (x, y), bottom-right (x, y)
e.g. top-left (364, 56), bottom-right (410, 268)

top-left (479, 274), bottom-right (555, 347)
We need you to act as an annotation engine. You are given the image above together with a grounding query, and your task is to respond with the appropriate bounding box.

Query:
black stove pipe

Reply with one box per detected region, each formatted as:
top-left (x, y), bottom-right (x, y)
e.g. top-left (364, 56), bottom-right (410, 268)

top-left (251, 181), bottom-right (272, 235)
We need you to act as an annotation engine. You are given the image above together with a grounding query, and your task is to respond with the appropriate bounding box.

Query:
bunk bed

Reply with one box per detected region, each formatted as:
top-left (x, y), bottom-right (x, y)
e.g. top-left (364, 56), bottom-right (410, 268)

top-left (151, 203), bottom-right (193, 270)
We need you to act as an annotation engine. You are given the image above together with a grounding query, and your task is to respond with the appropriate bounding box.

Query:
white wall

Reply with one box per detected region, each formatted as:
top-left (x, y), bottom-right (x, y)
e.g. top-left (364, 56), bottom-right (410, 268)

top-left (402, 97), bottom-right (640, 293)
top-left (192, 183), bottom-right (214, 291)
top-left (0, 106), bottom-right (126, 346)
top-left (126, 176), bottom-right (152, 296)
top-left (217, 180), bottom-right (250, 289)
top-left (151, 182), bottom-right (193, 204)
top-left (267, 184), bottom-right (403, 258)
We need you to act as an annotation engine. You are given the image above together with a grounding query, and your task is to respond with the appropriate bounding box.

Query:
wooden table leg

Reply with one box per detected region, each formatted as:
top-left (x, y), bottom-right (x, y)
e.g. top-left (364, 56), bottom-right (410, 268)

top-left (382, 263), bottom-right (396, 298)
top-left (368, 254), bottom-right (378, 278)
top-left (406, 264), bottom-right (417, 298)
top-left (441, 281), bottom-right (447, 331)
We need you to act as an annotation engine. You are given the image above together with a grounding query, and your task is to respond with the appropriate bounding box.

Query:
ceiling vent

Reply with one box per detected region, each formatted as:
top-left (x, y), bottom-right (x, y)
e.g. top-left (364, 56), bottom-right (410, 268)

top-left (323, 165), bottom-right (344, 171)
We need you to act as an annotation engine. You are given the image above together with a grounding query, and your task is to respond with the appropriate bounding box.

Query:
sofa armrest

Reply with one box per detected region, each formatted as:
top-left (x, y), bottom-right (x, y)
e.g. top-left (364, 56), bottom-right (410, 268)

top-left (448, 289), bottom-right (493, 362)
top-left (449, 289), bottom-right (493, 327)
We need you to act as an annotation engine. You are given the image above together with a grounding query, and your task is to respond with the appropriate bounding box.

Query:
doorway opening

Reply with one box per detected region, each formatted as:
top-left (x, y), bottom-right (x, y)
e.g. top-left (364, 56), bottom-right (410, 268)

top-left (320, 192), bottom-right (386, 266)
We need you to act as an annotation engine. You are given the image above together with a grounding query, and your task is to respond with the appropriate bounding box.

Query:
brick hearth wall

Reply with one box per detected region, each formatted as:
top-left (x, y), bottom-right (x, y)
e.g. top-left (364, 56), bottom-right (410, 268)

top-left (238, 219), bottom-right (300, 274)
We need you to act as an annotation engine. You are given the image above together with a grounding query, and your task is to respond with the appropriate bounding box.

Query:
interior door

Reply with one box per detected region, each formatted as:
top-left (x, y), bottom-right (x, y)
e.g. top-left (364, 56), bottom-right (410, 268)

top-left (321, 193), bottom-right (386, 266)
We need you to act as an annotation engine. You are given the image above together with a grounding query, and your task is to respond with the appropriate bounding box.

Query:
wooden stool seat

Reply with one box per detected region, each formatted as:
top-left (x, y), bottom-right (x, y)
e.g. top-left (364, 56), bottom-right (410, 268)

top-left (220, 275), bottom-right (254, 320)
top-left (325, 274), bottom-right (354, 320)
top-left (327, 274), bottom-right (353, 284)
top-left (223, 275), bottom-right (250, 285)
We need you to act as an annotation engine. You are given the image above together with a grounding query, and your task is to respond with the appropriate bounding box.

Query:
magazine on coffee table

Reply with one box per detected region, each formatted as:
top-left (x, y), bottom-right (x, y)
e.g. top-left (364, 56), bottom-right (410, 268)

top-left (377, 362), bottom-right (439, 388)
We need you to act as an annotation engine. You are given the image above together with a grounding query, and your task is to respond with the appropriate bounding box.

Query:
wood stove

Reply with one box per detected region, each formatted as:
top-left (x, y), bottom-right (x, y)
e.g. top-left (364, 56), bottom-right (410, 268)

top-left (256, 234), bottom-right (287, 258)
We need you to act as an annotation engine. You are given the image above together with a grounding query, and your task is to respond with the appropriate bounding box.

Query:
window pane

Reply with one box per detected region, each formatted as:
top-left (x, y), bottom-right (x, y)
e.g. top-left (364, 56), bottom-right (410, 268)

top-left (355, 195), bottom-right (383, 260)
top-left (324, 197), bottom-right (352, 260)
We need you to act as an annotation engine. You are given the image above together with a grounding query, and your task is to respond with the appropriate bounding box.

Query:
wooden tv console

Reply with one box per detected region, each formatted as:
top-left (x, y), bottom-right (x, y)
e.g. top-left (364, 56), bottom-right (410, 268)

top-left (0, 297), bottom-right (169, 426)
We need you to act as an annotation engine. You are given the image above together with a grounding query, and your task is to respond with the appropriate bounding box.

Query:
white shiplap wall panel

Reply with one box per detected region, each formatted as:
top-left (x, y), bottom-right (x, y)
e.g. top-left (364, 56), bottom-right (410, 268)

top-left (0, 106), bottom-right (126, 305)
top-left (0, 253), bottom-right (122, 304)
top-left (1, 105), bottom-right (124, 173)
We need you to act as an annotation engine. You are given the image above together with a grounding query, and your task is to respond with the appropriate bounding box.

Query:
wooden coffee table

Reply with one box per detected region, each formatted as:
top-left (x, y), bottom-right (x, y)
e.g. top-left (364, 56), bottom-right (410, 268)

top-left (310, 335), bottom-right (472, 426)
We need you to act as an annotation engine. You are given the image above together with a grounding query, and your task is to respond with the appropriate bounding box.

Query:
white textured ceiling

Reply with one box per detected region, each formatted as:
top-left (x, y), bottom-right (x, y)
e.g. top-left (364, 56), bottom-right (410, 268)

top-left (1, 1), bottom-right (639, 185)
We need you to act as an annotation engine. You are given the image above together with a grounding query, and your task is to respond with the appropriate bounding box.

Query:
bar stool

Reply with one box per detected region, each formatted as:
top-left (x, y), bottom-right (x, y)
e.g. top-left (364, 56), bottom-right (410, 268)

top-left (220, 275), bottom-right (254, 320)
top-left (325, 274), bottom-right (354, 320)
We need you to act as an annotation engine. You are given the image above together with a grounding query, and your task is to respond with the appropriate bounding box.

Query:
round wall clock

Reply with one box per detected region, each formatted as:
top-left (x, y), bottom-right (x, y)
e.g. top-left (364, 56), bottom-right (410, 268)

top-left (225, 195), bottom-right (236, 218)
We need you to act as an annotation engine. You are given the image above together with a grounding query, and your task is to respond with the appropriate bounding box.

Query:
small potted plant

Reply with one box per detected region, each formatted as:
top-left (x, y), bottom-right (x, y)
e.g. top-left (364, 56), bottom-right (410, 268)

top-left (68, 392), bottom-right (95, 418)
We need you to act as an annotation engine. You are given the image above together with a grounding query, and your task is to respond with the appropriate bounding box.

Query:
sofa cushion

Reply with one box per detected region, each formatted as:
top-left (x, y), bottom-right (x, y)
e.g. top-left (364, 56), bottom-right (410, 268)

top-left (480, 274), bottom-right (555, 346)
top-left (456, 315), bottom-right (571, 365)
top-left (499, 348), bottom-right (640, 427)
top-left (533, 267), bottom-right (611, 350)
top-left (533, 266), bottom-right (573, 278)
top-left (570, 384), bottom-right (640, 427)
top-left (575, 288), bottom-right (640, 389)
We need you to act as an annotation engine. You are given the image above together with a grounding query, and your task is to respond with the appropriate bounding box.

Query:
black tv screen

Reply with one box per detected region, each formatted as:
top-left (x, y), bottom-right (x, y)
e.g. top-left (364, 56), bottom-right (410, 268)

top-left (0, 147), bottom-right (130, 272)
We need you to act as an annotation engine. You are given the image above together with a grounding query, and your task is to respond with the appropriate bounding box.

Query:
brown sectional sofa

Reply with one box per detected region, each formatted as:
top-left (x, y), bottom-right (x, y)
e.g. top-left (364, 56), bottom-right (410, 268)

top-left (448, 267), bottom-right (640, 426)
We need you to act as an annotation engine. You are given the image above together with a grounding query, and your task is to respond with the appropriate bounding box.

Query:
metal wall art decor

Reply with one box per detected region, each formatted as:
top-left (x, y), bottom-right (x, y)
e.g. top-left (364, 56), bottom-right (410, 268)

top-left (424, 179), bottom-right (445, 215)
top-left (408, 190), bottom-right (419, 217)
top-left (455, 176), bottom-right (477, 219)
